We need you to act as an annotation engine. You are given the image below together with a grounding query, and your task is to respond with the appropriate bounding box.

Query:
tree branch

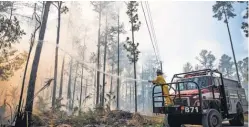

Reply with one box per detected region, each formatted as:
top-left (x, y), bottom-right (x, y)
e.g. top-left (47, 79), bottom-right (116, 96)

top-left (52, 2), bottom-right (58, 9)
top-left (35, 13), bottom-right (41, 27)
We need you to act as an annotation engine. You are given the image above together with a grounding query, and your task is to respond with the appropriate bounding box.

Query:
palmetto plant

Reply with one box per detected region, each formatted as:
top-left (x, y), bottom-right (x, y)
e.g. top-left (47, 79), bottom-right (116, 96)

top-left (104, 91), bottom-right (116, 112)
top-left (77, 94), bottom-right (92, 114)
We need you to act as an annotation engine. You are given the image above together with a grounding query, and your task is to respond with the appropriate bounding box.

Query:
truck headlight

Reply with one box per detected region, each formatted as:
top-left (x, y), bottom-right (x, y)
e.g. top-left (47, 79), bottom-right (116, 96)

top-left (193, 95), bottom-right (199, 99)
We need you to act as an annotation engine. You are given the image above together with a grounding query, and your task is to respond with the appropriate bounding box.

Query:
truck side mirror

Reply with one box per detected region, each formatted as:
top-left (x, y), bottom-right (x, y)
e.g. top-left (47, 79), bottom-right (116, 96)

top-left (214, 85), bottom-right (219, 89)
top-left (213, 78), bottom-right (220, 88)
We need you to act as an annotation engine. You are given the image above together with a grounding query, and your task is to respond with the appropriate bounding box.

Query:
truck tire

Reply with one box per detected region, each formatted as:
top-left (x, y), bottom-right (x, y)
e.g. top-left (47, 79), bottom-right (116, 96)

top-left (229, 104), bottom-right (244, 126)
top-left (168, 115), bottom-right (181, 127)
top-left (202, 109), bottom-right (222, 127)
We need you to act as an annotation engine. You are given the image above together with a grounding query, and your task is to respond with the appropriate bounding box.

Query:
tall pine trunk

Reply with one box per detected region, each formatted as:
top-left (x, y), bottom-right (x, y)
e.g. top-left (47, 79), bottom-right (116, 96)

top-left (109, 63), bottom-right (114, 93)
top-left (129, 83), bottom-right (131, 109)
top-left (50, 65), bottom-right (53, 101)
top-left (52, 1), bottom-right (62, 107)
top-left (101, 15), bottom-right (108, 107)
top-left (17, 3), bottom-right (39, 116)
top-left (223, 7), bottom-right (241, 85)
top-left (67, 58), bottom-right (73, 110)
top-left (84, 79), bottom-right (88, 100)
top-left (24, 1), bottom-right (51, 125)
top-left (116, 11), bottom-right (120, 110)
top-left (131, 11), bottom-right (137, 112)
top-left (141, 66), bottom-right (144, 112)
top-left (125, 80), bottom-right (127, 108)
top-left (79, 64), bottom-right (84, 114)
top-left (83, 79), bottom-right (88, 107)
top-left (96, 2), bottom-right (102, 105)
top-left (93, 70), bottom-right (97, 105)
top-left (59, 55), bottom-right (65, 98)
top-left (79, 41), bottom-right (86, 113)
top-left (109, 64), bottom-right (114, 108)
top-left (72, 63), bottom-right (79, 109)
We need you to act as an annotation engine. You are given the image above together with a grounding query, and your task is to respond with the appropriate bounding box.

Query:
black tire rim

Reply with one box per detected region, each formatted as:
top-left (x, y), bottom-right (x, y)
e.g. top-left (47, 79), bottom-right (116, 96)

top-left (210, 115), bottom-right (219, 126)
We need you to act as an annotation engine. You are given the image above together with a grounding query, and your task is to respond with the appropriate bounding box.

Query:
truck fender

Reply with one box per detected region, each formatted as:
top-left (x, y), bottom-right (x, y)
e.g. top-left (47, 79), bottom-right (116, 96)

top-left (235, 102), bottom-right (243, 113)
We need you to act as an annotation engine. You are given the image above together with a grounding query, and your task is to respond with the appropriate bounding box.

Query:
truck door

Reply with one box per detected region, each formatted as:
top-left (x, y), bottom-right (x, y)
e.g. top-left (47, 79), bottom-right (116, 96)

top-left (215, 78), bottom-right (233, 114)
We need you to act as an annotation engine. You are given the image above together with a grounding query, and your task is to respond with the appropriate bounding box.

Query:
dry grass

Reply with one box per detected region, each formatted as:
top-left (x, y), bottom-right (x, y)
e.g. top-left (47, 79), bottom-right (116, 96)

top-left (144, 115), bottom-right (164, 124)
top-left (244, 114), bottom-right (248, 122)
top-left (102, 110), bottom-right (132, 126)
top-left (128, 113), bottom-right (150, 127)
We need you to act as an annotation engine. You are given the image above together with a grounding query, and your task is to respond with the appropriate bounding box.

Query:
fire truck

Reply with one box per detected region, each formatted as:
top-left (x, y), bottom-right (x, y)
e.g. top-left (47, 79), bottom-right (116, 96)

top-left (152, 69), bottom-right (248, 127)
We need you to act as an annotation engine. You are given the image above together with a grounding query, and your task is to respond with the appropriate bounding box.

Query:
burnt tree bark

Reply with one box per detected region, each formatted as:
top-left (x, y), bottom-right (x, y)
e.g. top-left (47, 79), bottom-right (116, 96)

top-left (24, 1), bottom-right (51, 125)
top-left (52, 1), bottom-right (62, 107)
top-left (59, 55), bottom-right (65, 98)
top-left (101, 15), bottom-right (108, 107)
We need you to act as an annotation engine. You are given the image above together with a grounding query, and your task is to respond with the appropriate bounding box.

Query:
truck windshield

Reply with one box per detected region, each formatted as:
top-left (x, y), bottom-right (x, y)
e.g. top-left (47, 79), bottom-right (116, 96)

top-left (177, 76), bottom-right (208, 91)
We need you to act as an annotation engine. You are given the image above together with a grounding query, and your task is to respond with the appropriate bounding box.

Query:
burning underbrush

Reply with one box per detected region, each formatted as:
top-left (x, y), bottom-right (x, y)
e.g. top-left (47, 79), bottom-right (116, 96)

top-left (30, 108), bottom-right (162, 127)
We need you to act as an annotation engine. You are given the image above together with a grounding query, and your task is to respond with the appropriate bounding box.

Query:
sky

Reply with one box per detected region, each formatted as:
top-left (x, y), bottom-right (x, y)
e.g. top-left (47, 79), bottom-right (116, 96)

top-left (1, 1), bottom-right (248, 108)
top-left (134, 1), bottom-right (248, 81)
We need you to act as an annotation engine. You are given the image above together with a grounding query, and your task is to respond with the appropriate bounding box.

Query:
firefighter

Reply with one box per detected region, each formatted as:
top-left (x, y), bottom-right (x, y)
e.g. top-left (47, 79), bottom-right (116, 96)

top-left (149, 69), bottom-right (173, 106)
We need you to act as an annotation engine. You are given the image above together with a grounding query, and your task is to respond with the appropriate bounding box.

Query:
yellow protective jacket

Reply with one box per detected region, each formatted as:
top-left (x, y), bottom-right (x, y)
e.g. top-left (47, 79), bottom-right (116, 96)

top-left (152, 75), bottom-right (173, 105)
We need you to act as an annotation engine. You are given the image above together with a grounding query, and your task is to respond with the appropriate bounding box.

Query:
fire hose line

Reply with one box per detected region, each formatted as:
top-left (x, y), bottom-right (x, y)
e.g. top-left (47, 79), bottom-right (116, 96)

top-left (41, 39), bottom-right (177, 103)
top-left (30, 40), bottom-right (180, 103)
top-left (34, 40), bottom-right (150, 84)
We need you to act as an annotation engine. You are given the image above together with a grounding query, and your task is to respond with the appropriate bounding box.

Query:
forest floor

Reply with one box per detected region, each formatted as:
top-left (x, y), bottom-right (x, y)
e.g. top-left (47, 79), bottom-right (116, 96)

top-left (32, 112), bottom-right (249, 127)
top-left (20, 107), bottom-right (249, 127)
top-left (32, 109), bottom-right (164, 127)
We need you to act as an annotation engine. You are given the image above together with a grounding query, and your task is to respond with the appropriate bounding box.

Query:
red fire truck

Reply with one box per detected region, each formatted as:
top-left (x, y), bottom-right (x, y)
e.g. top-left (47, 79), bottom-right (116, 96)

top-left (152, 69), bottom-right (248, 127)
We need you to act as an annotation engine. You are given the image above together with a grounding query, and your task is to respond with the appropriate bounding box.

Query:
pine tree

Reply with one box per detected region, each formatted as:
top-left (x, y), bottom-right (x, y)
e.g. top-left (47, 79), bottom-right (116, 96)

top-left (218, 54), bottom-right (234, 78)
top-left (183, 62), bottom-right (193, 72)
top-left (212, 1), bottom-right (240, 83)
top-left (124, 1), bottom-right (141, 112)
top-left (52, 1), bottom-right (69, 108)
top-left (196, 49), bottom-right (216, 69)
top-left (24, 1), bottom-right (52, 125)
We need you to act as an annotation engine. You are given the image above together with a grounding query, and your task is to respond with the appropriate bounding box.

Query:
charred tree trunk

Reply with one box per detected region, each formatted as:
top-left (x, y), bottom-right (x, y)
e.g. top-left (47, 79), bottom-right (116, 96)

top-left (101, 15), bottom-right (108, 107)
top-left (52, 1), bottom-right (62, 107)
top-left (24, 2), bottom-right (51, 126)
top-left (93, 70), bottom-right (97, 105)
top-left (141, 66), bottom-right (144, 112)
top-left (131, 11), bottom-right (137, 112)
top-left (59, 55), bottom-right (65, 98)
top-left (83, 79), bottom-right (88, 107)
top-left (72, 63), bottom-right (79, 109)
top-left (67, 58), bottom-right (73, 110)
top-left (79, 42), bottom-right (86, 113)
top-left (116, 11), bottom-right (120, 110)
top-left (129, 83), bottom-right (131, 109)
top-left (125, 80), bottom-right (127, 108)
top-left (79, 64), bottom-right (84, 114)
top-left (109, 63), bottom-right (114, 93)
top-left (84, 79), bottom-right (88, 100)
top-left (17, 3), bottom-right (40, 117)
top-left (96, 2), bottom-right (102, 106)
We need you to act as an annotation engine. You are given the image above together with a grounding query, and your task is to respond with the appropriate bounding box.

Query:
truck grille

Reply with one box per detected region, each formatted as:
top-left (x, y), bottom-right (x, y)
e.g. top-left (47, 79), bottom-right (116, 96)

top-left (174, 98), bottom-right (189, 106)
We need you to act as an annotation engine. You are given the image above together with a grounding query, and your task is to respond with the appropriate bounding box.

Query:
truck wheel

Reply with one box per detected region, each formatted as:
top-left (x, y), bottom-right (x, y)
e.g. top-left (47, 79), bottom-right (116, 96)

top-left (202, 109), bottom-right (222, 127)
top-left (229, 104), bottom-right (244, 126)
top-left (168, 115), bottom-right (181, 127)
